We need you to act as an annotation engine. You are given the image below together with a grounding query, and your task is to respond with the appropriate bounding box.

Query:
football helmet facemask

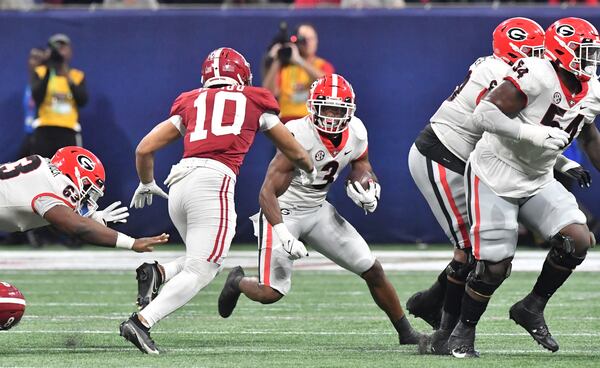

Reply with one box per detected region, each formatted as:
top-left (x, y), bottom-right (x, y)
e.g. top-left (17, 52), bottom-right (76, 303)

top-left (545, 17), bottom-right (600, 81)
top-left (307, 74), bottom-right (356, 134)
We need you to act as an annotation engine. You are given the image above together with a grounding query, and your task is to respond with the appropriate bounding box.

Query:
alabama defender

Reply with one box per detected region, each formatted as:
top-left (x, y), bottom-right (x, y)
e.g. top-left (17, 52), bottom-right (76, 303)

top-left (119, 47), bottom-right (315, 355)
top-left (407, 18), bottom-right (585, 354)
top-left (447, 17), bottom-right (600, 358)
top-left (217, 74), bottom-right (423, 345)
top-left (0, 147), bottom-right (167, 251)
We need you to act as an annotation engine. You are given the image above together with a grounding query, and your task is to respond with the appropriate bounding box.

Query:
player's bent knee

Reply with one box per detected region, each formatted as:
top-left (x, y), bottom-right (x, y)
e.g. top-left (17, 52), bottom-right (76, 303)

top-left (547, 231), bottom-right (588, 270)
top-left (361, 260), bottom-right (385, 284)
top-left (466, 258), bottom-right (511, 298)
top-left (258, 286), bottom-right (283, 304)
top-left (556, 224), bottom-right (592, 256)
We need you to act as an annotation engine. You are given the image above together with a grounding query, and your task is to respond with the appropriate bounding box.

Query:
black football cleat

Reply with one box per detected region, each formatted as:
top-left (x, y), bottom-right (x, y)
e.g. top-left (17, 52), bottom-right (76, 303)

top-left (119, 314), bottom-right (159, 355)
top-left (418, 328), bottom-right (452, 355)
top-left (136, 262), bottom-right (163, 310)
top-left (509, 299), bottom-right (559, 352)
top-left (406, 290), bottom-right (442, 329)
top-left (218, 266), bottom-right (245, 318)
top-left (448, 321), bottom-right (479, 358)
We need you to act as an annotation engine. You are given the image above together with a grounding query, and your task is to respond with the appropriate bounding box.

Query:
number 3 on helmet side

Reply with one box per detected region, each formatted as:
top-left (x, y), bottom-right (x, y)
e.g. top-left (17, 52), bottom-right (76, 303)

top-left (190, 91), bottom-right (247, 142)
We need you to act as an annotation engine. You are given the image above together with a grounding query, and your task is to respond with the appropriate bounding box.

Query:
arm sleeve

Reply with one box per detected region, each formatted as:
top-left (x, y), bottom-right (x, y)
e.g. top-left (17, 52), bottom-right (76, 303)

top-left (30, 66), bottom-right (50, 106)
top-left (168, 115), bottom-right (186, 136)
top-left (32, 194), bottom-right (72, 217)
top-left (258, 112), bottom-right (281, 131)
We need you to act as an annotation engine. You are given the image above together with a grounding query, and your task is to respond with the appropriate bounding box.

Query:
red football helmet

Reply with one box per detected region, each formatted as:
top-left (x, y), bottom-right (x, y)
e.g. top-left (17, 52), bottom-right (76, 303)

top-left (0, 281), bottom-right (26, 331)
top-left (493, 17), bottom-right (545, 65)
top-left (545, 17), bottom-right (600, 81)
top-left (307, 74), bottom-right (356, 134)
top-left (201, 47), bottom-right (252, 87)
top-left (51, 146), bottom-right (105, 216)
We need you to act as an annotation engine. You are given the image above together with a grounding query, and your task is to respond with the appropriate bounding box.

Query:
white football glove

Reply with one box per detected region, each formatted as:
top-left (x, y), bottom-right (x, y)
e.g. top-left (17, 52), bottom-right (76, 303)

top-left (130, 180), bottom-right (169, 209)
top-left (299, 167), bottom-right (318, 186)
top-left (89, 201), bottom-right (129, 225)
top-left (273, 223), bottom-right (308, 260)
top-left (346, 181), bottom-right (381, 214)
top-left (519, 125), bottom-right (570, 151)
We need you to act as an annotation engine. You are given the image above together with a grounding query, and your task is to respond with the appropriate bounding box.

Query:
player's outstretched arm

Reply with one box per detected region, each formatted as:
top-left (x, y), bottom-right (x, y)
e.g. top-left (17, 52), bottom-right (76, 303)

top-left (263, 123), bottom-right (315, 176)
top-left (131, 120), bottom-right (180, 208)
top-left (578, 122), bottom-right (600, 171)
top-left (259, 151), bottom-right (295, 226)
top-left (135, 120), bottom-right (181, 184)
top-left (258, 151), bottom-right (308, 260)
top-left (44, 205), bottom-right (169, 252)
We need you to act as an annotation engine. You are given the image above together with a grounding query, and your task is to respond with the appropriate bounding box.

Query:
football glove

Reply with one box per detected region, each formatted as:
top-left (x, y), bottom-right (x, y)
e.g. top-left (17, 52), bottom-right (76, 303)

top-left (89, 201), bottom-right (129, 225)
top-left (346, 181), bottom-right (381, 214)
top-left (299, 167), bottom-right (318, 186)
top-left (130, 180), bottom-right (169, 209)
top-left (273, 223), bottom-right (308, 260)
top-left (519, 125), bottom-right (570, 151)
top-left (555, 155), bottom-right (591, 188)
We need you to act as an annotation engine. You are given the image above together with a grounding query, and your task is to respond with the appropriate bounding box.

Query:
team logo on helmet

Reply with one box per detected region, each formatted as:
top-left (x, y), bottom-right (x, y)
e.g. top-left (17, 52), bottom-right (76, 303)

top-left (77, 155), bottom-right (96, 171)
top-left (507, 28), bottom-right (528, 41)
top-left (556, 24), bottom-right (576, 37)
top-left (315, 150), bottom-right (325, 161)
top-left (553, 92), bottom-right (562, 104)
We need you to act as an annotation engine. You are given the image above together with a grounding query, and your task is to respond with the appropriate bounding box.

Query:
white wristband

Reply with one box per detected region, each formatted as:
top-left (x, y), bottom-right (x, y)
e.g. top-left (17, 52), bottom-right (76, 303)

top-left (272, 223), bottom-right (292, 242)
top-left (116, 232), bottom-right (135, 250)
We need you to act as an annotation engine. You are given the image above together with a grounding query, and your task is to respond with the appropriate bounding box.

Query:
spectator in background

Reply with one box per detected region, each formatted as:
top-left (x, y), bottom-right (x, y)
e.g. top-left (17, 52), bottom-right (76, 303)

top-left (30, 33), bottom-right (88, 158)
top-left (263, 23), bottom-right (334, 122)
top-left (21, 47), bottom-right (46, 158)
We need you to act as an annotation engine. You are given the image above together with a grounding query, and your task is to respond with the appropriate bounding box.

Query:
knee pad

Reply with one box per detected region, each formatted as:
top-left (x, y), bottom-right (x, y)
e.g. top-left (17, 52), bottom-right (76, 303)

top-left (548, 246), bottom-right (585, 270)
top-left (446, 252), bottom-right (475, 283)
top-left (467, 259), bottom-right (511, 297)
top-left (184, 257), bottom-right (219, 279)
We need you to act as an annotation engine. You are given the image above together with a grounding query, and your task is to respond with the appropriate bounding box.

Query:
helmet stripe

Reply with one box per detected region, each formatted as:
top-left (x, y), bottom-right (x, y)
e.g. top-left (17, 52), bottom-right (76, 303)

top-left (332, 74), bottom-right (338, 98)
top-left (213, 48), bottom-right (223, 78)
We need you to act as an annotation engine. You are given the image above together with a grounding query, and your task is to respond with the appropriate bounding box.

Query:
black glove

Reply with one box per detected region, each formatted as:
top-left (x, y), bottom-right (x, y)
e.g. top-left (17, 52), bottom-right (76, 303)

top-left (564, 166), bottom-right (592, 188)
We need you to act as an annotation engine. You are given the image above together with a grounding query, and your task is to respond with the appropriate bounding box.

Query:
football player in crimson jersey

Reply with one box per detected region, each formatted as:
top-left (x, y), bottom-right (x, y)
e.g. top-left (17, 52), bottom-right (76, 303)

top-left (216, 74), bottom-right (424, 345)
top-left (446, 17), bottom-right (600, 358)
top-left (119, 47), bottom-right (315, 355)
top-left (407, 17), bottom-right (588, 355)
top-left (0, 146), bottom-right (168, 252)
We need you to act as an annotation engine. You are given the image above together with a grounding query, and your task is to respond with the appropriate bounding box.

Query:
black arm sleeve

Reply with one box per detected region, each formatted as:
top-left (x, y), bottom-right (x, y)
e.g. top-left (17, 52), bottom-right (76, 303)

top-left (69, 77), bottom-right (88, 107)
top-left (30, 69), bottom-right (50, 106)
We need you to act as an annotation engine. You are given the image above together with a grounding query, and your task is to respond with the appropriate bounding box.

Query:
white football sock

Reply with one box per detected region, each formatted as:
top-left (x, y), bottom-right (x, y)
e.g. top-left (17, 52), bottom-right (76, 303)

top-left (161, 256), bottom-right (186, 283)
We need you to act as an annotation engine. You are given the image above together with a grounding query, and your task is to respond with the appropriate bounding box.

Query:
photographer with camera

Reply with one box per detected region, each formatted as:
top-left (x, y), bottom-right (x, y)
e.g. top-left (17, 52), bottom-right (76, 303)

top-left (30, 34), bottom-right (88, 158)
top-left (263, 23), bottom-right (334, 123)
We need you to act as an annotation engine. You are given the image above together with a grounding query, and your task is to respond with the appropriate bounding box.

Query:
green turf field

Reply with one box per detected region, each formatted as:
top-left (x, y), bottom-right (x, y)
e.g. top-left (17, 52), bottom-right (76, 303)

top-left (1, 269), bottom-right (599, 367)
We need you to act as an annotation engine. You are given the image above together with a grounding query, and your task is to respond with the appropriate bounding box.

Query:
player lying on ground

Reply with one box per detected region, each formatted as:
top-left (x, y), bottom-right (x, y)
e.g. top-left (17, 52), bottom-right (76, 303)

top-left (446, 17), bottom-right (600, 358)
top-left (0, 146), bottom-right (168, 252)
top-left (119, 47), bottom-right (316, 355)
top-left (406, 17), bottom-right (591, 355)
top-left (216, 74), bottom-right (423, 345)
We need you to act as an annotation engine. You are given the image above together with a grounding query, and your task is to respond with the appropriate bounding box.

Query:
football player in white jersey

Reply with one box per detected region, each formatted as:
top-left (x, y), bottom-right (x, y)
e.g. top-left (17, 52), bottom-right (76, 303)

top-left (0, 146), bottom-right (168, 252)
top-left (447, 17), bottom-right (600, 358)
top-left (216, 74), bottom-right (423, 345)
top-left (407, 18), bottom-right (587, 354)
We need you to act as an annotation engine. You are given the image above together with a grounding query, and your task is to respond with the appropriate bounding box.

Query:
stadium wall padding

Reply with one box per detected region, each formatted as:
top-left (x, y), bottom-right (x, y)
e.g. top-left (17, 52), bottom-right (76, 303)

top-left (1, 8), bottom-right (599, 244)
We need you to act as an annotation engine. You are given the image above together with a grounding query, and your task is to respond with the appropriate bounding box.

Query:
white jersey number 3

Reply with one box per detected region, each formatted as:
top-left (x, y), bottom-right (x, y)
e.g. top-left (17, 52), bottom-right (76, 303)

top-left (190, 90), bottom-right (247, 142)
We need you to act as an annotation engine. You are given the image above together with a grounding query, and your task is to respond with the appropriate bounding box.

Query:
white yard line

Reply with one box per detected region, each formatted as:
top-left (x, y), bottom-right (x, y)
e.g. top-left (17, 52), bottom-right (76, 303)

top-left (2, 250), bottom-right (600, 271)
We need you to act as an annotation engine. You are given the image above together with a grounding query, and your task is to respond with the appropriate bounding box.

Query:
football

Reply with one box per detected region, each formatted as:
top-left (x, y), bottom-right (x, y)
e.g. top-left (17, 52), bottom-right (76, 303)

top-left (0, 281), bottom-right (26, 331)
top-left (346, 168), bottom-right (373, 190)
